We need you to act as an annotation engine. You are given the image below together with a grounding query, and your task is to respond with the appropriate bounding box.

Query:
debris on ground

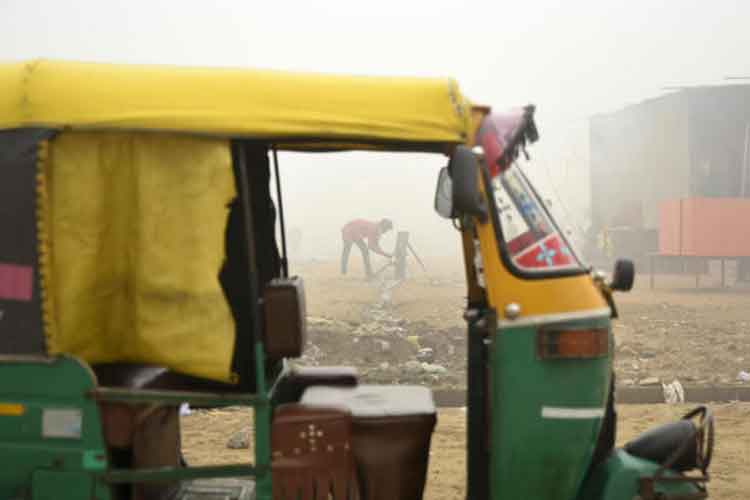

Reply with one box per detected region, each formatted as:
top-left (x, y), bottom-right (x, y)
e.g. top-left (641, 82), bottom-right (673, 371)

top-left (639, 377), bottom-right (661, 386)
top-left (294, 262), bottom-right (750, 390)
top-left (662, 380), bottom-right (685, 404)
top-left (226, 427), bottom-right (251, 449)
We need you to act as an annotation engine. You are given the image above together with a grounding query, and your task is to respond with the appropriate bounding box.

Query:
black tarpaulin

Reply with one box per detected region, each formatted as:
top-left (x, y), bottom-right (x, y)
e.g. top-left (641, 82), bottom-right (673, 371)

top-left (0, 129), bottom-right (53, 354)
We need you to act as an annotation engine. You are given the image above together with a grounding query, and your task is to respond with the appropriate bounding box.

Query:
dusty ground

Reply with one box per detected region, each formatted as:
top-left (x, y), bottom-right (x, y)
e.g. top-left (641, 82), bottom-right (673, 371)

top-left (294, 257), bottom-right (750, 389)
top-left (614, 274), bottom-right (750, 386)
top-left (181, 257), bottom-right (750, 498)
top-left (182, 403), bottom-right (750, 499)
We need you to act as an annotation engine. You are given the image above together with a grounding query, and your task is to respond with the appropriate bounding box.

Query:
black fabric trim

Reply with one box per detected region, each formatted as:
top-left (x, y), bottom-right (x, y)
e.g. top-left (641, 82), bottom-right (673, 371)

top-left (0, 128), bottom-right (55, 354)
top-left (220, 141), bottom-right (282, 391)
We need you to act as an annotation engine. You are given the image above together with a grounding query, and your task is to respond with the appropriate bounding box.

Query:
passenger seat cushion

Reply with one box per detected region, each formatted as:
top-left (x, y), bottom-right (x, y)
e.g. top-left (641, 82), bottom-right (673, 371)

top-left (300, 385), bottom-right (436, 418)
top-left (274, 365), bottom-right (359, 404)
top-left (289, 365), bottom-right (358, 385)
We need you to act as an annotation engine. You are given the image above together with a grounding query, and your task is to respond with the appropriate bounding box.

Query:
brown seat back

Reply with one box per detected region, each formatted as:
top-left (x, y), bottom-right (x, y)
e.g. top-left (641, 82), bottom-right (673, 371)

top-left (300, 385), bottom-right (437, 500)
top-left (272, 404), bottom-right (359, 500)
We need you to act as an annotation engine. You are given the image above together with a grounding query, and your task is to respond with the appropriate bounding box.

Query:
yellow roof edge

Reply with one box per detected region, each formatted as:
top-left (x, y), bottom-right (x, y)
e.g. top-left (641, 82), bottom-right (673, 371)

top-left (0, 59), bottom-right (475, 150)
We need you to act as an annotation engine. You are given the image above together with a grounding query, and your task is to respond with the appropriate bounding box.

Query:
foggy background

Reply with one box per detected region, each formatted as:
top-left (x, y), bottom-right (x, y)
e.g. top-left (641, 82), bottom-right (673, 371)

top-left (2, 0), bottom-right (749, 260)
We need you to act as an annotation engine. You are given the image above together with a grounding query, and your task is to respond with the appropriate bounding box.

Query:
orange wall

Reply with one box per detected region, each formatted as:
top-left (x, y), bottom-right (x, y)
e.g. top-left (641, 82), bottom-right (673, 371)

top-left (658, 199), bottom-right (682, 254)
top-left (659, 198), bottom-right (750, 256)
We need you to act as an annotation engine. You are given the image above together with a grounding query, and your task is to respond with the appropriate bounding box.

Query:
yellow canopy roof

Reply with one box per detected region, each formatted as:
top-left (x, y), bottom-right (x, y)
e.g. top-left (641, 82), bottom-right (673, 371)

top-left (0, 59), bottom-right (473, 150)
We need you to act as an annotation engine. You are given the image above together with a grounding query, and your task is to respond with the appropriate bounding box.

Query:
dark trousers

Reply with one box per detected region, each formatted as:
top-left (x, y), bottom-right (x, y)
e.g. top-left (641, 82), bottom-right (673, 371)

top-left (341, 239), bottom-right (372, 277)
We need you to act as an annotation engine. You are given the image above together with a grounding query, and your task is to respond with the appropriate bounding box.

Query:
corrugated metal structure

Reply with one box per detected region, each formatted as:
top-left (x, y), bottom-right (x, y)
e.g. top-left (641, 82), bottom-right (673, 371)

top-left (588, 85), bottom-right (750, 266)
top-left (590, 84), bottom-right (750, 231)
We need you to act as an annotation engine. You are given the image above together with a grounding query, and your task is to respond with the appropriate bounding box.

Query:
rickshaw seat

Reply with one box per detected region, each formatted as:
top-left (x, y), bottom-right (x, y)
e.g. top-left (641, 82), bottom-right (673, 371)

top-left (272, 365), bottom-right (360, 405)
top-left (271, 403), bottom-right (360, 499)
top-left (301, 385), bottom-right (436, 500)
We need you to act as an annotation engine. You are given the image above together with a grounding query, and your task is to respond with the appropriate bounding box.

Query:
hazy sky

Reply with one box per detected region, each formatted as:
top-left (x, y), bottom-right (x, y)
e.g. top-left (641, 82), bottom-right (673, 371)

top-left (3, 1), bottom-right (749, 258)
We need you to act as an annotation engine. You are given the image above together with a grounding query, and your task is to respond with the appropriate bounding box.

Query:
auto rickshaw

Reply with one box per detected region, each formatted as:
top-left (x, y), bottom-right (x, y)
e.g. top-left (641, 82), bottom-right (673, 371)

top-left (0, 60), bottom-right (712, 500)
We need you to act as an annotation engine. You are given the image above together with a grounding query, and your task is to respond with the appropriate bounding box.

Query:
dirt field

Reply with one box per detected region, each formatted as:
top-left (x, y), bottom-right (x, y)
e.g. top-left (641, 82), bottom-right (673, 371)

top-left (182, 257), bottom-right (750, 498)
top-left (294, 258), bottom-right (750, 389)
top-left (182, 403), bottom-right (749, 499)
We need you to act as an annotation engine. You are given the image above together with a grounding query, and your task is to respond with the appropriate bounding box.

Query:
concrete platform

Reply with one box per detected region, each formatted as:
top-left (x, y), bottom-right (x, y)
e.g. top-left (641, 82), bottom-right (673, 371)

top-left (432, 386), bottom-right (750, 407)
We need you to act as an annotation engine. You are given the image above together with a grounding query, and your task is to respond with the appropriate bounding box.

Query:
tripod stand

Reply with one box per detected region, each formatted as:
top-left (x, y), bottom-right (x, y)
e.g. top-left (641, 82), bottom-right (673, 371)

top-left (373, 231), bottom-right (426, 280)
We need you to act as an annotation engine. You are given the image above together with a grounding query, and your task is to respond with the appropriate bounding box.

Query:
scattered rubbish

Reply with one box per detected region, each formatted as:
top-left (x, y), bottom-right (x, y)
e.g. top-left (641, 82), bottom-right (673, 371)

top-left (226, 427), bottom-right (251, 449)
top-left (639, 377), bottom-right (660, 386)
top-left (404, 360), bottom-right (421, 373)
top-left (737, 371), bottom-right (750, 382)
top-left (421, 363), bottom-right (447, 374)
top-left (179, 403), bottom-right (192, 416)
top-left (308, 316), bottom-right (334, 326)
top-left (416, 347), bottom-right (435, 363)
top-left (662, 380), bottom-right (685, 404)
top-left (406, 336), bottom-right (421, 347)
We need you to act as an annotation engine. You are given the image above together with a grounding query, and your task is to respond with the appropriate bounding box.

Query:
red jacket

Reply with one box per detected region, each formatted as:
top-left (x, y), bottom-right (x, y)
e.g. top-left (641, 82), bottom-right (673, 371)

top-left (341, 219), bottom-right (389, 256)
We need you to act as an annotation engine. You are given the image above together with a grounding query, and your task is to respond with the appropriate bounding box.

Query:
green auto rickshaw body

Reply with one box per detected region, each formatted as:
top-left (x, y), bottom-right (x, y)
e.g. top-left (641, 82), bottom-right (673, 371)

top-left (0, 60), bottom-right (710, 500)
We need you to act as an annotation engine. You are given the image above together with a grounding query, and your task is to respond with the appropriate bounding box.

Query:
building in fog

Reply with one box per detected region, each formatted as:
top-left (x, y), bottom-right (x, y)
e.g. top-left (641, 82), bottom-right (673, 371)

top-left (588, 84), bottom-right (750, 267)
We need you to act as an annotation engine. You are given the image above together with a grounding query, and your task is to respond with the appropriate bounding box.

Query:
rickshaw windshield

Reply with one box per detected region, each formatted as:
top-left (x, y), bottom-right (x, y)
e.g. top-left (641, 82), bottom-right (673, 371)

top-left (490, 162), bottom-right (583, 274)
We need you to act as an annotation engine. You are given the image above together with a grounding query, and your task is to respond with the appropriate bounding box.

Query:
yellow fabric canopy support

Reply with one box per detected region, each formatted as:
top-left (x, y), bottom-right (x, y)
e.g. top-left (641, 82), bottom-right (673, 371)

top-left (0, 60), bottom-right (472, 149)
top-left (39, 131), bottom-right (237, 382)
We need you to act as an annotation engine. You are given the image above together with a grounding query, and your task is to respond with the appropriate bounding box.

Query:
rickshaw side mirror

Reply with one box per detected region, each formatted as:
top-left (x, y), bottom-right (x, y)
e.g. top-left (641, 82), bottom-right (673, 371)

top-left (448, 145), bottom-right (488, 222)
top-left (610, 259), bottom-right (635, 292)
top-left (434, 166), bottom-right (455, 219)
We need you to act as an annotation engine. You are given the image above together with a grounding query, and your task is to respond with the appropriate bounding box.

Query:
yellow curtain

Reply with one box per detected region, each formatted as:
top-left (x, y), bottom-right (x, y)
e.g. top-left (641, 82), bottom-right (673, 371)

top-left (40, 131), bottom-right (237, 382)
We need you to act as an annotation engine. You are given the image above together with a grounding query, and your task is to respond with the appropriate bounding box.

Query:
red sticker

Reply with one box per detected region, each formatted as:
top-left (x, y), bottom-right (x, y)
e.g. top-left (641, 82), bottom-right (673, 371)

top-left (0, 263), bottom-right (33, 301)
top-left (514, 234), bottom-right (575, 270)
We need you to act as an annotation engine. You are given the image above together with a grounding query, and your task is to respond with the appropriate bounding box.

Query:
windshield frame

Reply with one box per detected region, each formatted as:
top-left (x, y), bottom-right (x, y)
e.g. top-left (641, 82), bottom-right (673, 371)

top-left (481, 160), bottom-right (588, 280)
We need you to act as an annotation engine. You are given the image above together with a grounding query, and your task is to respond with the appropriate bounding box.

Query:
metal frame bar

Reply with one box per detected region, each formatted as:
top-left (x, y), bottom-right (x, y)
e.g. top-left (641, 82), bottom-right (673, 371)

top-left (465, 306), bottom-right (492, 500)
top-left (234, 143), bottom-right (273, 499)
top-left (102, 464), bottom-right (263, 484)
top-left (272, 147), bottom-right (289, 278)
top-left (91, 387), bottom-right (264, 407)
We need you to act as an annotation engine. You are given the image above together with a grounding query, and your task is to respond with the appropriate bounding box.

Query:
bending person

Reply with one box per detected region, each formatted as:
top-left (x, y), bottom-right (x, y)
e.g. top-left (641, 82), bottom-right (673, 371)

top-left (340, 218), bottom-right (393, 279)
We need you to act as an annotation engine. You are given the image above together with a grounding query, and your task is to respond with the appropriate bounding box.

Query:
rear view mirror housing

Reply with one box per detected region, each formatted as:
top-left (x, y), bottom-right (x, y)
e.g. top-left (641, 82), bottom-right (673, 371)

top-left (434, 166), bottom-right (455, 219)
top-left (446, 145), bottom-right (488, 222)
top-left (610, 259), bottom-right (635, 292)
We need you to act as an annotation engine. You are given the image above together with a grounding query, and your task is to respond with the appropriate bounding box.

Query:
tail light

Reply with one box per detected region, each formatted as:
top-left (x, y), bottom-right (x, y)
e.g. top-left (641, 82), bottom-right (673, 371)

top-left (536, 327), bottom-right (609, 359)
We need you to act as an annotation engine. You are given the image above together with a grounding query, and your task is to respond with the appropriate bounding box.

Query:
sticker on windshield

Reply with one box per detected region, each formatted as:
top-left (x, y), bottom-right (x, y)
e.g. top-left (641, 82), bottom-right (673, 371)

top-left (513, 234), bottom-right (576, 271)
top-left (492, 163), bottom-right (583, 274)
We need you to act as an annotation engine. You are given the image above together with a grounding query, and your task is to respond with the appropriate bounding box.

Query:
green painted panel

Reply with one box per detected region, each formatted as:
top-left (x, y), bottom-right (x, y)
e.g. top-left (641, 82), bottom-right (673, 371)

top-left (490, 317), bottom-right (612, 500)
top-left (0, 356), bottom-right (110, 500)
top-left (579, 449), bottom-right (705, 500)
top-left (32, 470), bottom-right (93, 500)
